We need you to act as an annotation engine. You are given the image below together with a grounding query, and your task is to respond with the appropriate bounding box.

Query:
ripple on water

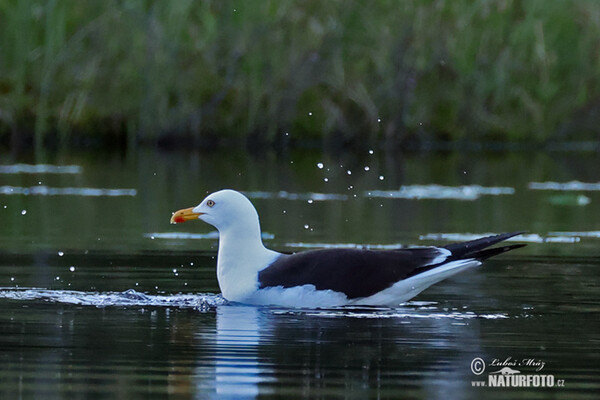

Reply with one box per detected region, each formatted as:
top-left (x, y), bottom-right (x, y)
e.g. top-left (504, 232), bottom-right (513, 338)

top-left (0, 164), bottom-right (82, 174)
top-left (244, 191), bottom-right (348, 201)
top-left (419, 232), bottom-right (594, 243)
top-left (0, 288), bottom-right (517, 319)
top-left (145, 232), bottom-right (275, 240)
top-left (529, 180), bottom-right (600, 191)
top-left (0, 186), bottom-right (137, 196)
top-left (265, 301), bottom-right (511, 320)
top-left (0, 287), bottom-right (226, 310)
top-left (365, 185), bottom-right (515, 201)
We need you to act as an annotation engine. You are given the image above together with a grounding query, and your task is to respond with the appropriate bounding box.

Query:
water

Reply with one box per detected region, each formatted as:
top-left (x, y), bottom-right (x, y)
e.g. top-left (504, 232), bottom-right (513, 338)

top-left (0, 149), bottom-right (599, 398)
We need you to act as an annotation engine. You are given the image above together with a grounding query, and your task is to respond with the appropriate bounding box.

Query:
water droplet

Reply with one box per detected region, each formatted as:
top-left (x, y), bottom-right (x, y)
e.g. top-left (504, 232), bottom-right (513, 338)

top-left (69, 266), bottom-right (75, 272)
top-left (10, 277), bottom-right (15, 281)
top-left (282, 210), bottom-right (287, 214)
top-left (304, 224), bottom-right (309, 229)
top-left (190, 262), bottom-right (194, 266)
top-left (379, 175), bottom-right (385, 181)
top-left (317, 162), bottom-right (324, 169)
top-left (323, 178), bottom-right (329, 182)
top-left (364, 166), bottom-right (370, 171)
top-left (21, 209), bottom-right (27, 215)
top-left (346, 170), bottom-right (352, 175)
top-left (55, 276), bottom-right (60, 281)
top-left (150, 236), bottom-right (155, 240)
top-left (307, 199), bottom-right (313, 204)
top-left (3, 205), bottom-right (6, 209)
top-left (58, 251), bottom-right (64, 256)
top-left (377, 118), bottom-right (381, 123)
top-left (369, 149), bottom-right (374, 154)
top-left (308, 112), bottom-right (313, 116)
top-left (173, 269), bottom-right (177, 274)
top-left (135, 282), bottom-right (139, 286)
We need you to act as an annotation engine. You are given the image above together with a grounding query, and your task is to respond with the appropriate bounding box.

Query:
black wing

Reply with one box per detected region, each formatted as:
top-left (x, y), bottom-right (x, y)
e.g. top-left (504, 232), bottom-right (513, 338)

top-left (258, 232), bottom-right (525, 299)
top-left (258, 247), bottom-right (447, 299)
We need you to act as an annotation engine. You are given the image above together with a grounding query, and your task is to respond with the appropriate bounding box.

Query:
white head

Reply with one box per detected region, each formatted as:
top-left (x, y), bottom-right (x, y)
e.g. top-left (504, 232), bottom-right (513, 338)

top-left (170, 189), bottom-right (280, 301)
top-left (170, 189), bottom-right (260, 233)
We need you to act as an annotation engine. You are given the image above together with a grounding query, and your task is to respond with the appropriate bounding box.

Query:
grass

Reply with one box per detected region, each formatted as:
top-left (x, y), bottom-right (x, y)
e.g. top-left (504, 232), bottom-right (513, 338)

top-left (0, 0), bottom-right (599, 151)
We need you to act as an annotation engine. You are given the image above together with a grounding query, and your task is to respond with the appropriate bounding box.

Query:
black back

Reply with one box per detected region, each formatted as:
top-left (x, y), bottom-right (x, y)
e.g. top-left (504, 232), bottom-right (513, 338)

top-left (258, 232), bottom-right (525, 300)
top-left (258, 247), bottom-right (445, 299)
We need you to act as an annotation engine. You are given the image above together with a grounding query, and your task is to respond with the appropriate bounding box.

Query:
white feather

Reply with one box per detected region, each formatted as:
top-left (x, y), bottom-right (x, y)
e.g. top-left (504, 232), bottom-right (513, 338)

top-left (193, 190), bottom-right (280, 302)
top-left (352, 259), bottom-right (481, 306)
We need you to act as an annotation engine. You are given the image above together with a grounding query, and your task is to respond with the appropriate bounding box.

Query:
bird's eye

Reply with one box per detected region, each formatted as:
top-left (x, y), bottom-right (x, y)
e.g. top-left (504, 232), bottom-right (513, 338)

top-left (207, 199), bottom-right (215, 207)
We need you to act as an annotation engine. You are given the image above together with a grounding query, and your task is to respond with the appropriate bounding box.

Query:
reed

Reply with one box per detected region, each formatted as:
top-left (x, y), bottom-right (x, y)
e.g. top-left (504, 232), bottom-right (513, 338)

top-left (0, 0), bottom-right (599, 150)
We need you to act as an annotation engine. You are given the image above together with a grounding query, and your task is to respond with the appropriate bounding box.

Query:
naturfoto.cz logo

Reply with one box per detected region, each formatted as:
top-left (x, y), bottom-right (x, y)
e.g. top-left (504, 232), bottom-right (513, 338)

top-left (470, 356), bottom-right (565, 388)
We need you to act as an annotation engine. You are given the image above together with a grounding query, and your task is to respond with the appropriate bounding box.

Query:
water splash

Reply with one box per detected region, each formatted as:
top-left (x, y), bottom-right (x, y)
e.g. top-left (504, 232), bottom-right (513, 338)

top-left (0, 186), bottom-right (137, 197)
top-left (365, 185), bottom-right (514, 200)
top-left (0, 287), bottom-right (226, 310)
top-left (0, 164), bottom-right (82, 174)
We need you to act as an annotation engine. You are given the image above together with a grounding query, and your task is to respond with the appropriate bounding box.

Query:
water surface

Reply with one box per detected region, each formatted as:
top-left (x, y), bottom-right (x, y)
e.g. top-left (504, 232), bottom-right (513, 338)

top-left (0, 149), bottom-right (599, 398)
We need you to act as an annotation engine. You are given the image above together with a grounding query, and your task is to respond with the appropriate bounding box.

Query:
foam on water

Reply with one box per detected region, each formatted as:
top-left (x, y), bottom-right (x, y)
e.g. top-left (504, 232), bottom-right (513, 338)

top-left (0, 287), bottom-right (225, 310)
top-left (0, 164), bottom-right (82, 174)
top-left (244, 191), bottom-right (348, 201)
top-left (365, 185), bottom-right (515, 200)
top-left (0, 185), bottom-right (137, 196)
top-left (529, 181), bottom-right (600, 191)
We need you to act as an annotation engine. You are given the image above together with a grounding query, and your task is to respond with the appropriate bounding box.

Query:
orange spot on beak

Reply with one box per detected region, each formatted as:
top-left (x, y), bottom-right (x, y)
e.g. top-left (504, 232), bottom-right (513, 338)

top-left (170, 207), bottom-right (202, 224)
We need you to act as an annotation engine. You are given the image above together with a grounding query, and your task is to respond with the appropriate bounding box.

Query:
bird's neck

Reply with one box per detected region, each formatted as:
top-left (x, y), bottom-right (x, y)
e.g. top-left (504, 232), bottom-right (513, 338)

top-left (216, 225), bottom-right (279, 302)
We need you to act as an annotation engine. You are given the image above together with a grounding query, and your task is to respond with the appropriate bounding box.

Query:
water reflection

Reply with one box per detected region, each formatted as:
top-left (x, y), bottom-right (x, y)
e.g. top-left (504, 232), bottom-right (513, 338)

top-left (0, 287), bottom-right (512, 399)
top-left (199, 303), bottom-right (502, 399)
top-left (197, 306), bottom-right (271, 398)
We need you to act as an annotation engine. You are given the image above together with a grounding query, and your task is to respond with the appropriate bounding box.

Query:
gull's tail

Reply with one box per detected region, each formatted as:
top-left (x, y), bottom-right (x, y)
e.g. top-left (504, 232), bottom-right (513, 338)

top-left (444, 231), bottom-right (526, 261)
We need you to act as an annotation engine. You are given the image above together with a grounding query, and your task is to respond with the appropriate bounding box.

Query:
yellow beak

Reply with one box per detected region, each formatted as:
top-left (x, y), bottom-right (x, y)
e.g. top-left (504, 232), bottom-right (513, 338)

top-left (170, 207), bottom-right (202, 224)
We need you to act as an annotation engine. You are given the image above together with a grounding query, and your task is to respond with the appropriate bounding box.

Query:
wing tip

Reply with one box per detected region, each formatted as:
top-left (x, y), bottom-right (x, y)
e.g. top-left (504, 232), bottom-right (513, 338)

top-left (444, 231), bottom-right (527, 258)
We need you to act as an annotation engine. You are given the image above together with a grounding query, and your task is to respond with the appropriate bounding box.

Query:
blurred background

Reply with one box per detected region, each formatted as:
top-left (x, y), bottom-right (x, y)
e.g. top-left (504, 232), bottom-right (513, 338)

top-left (1, 3), bottom-right (600, 398)
top-left (1, 0), bottom-right (599, 153)
top-left (0, 0), bottom-right (599, 256)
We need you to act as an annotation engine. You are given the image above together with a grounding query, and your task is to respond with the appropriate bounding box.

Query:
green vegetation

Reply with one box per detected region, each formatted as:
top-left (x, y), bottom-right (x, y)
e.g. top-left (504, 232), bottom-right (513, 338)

top-left (1, 0), bottom-right (599, 151)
